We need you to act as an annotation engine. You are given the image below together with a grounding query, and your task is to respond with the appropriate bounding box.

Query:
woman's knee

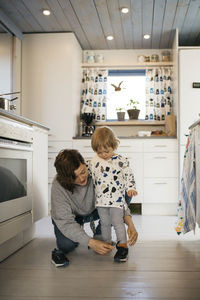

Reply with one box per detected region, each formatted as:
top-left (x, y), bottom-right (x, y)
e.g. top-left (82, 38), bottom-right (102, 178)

top-left (52, 219), bottom-right (78, 253)
top-left (57, 238), bottom-right (78, 254)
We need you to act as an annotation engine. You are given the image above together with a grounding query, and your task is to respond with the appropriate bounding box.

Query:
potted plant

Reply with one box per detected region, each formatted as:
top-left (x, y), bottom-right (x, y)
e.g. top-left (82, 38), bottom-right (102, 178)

top-left (116, 107), bottom-right (125, 121)
top-left (127, 99), bottom-right (140, 120)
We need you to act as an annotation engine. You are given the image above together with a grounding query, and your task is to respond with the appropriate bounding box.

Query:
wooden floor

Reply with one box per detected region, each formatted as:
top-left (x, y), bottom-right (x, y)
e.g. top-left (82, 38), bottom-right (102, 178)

top-left (0, 215), bottom-right (200, 299)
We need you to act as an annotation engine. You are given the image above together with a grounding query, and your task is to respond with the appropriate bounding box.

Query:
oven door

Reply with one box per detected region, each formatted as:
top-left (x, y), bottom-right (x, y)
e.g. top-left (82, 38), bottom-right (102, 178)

top-left (0, 147), bottom-right (32, 222)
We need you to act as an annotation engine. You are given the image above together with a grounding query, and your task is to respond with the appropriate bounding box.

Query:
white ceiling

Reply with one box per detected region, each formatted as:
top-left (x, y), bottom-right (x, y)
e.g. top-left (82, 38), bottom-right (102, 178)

top-left (0, 0), bottom-right (200, 49)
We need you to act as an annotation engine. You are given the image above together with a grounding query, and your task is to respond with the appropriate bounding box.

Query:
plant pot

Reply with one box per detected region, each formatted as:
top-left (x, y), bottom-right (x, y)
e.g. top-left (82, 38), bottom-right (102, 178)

top-left (117, 111), bottom-right (125, 121)
top-left (127, 109), bottom-right (140, 120)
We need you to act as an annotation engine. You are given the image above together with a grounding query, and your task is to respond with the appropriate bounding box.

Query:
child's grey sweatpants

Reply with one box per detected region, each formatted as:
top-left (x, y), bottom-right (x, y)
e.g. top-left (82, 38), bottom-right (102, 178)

top-left (97, 207), bottom-right (127, 244)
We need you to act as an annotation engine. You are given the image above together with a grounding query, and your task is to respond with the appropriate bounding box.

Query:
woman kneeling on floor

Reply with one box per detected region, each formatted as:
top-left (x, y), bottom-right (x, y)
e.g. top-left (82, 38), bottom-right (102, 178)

top-left (51, 149), bottom-right (138, 267)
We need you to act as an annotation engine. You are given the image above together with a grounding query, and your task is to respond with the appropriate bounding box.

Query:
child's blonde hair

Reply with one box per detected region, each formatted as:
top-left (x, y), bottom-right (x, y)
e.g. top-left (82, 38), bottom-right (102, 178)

top-left (91, 126), bottom-right (119, 152)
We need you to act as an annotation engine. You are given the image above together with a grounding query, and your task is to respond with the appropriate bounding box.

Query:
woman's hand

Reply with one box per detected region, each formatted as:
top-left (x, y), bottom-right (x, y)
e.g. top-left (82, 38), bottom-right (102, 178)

top-left (127, 189), bottom-right (138, 197)
top-left (124, 215), bottom-right (138, 246)
top-left (127, 224), bottom-right (138, 246)
top-left (88, 239), bottom-right (114, 255)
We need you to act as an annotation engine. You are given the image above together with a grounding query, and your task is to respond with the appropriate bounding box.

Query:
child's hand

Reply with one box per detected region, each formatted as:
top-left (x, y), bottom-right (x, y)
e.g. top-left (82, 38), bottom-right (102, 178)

top-left (127, 189), bottom-right (138, 197)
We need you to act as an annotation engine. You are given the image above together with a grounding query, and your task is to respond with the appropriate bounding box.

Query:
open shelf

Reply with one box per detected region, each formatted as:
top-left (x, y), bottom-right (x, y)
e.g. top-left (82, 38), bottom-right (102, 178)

top-left (95, 120), bottom-right (166, 126)
top-left (82, 62), bottom-right (173, 68)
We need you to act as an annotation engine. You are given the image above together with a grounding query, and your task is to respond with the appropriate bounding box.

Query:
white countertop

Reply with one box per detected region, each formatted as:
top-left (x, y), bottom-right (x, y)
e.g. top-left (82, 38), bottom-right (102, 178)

top-left (0, 109), bottom-right (49, 130)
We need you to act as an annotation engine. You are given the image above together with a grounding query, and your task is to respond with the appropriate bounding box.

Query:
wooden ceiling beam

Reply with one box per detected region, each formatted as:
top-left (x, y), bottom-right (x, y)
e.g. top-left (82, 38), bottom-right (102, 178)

top-left (0, 8), bottom-right (23, 39)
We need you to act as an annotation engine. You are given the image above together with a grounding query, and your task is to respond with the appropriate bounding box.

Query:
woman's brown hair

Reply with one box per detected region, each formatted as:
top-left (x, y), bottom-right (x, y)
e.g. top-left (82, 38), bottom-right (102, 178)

top-left (91, 126), bottom-right (119, 152)
top-left (54, 149), bottom-right (85, 193)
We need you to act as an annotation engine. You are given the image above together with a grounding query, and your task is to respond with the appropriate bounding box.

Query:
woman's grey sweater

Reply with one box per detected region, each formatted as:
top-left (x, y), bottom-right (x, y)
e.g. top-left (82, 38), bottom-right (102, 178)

top-left (51, 176), bottom-right (131, 248)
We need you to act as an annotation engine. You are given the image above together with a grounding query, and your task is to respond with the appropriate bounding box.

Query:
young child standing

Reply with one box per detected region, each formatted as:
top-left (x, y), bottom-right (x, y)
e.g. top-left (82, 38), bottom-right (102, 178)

top-left (90, 126), bottom-right (137, 262)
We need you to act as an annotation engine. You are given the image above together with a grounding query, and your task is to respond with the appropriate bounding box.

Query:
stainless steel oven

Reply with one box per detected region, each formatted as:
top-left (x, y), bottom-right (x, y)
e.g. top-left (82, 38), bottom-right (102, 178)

top-left (0, 117), bottom-right (33, 224)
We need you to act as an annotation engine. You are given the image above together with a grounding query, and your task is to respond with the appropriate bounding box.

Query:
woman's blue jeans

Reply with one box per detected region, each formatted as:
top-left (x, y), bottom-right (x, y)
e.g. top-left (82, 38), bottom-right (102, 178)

top-left (52, 208), bottom-right (100, 254)
top-left (52, 193), bottom-right (132, 253)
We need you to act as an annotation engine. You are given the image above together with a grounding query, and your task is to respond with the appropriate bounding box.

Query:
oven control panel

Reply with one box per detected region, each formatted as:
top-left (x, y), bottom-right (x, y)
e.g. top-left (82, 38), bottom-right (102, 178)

top-left (0, 117), bottom-right (33, 143)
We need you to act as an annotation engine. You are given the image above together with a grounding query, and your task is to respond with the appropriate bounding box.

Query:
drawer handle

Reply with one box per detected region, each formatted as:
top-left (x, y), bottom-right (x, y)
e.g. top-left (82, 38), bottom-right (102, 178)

top-left (119, 145), bottom-right (131, 148)
top-left (84, 146), bottom-right (92, 148)
top-left (154, 145), bottom-right (167, 147)
top-left (153, 157), bottom-right (166, 159)
top-left (48, 157), bottom-right (54, 160)
top-left (154, 182), bottom-right (167, 185)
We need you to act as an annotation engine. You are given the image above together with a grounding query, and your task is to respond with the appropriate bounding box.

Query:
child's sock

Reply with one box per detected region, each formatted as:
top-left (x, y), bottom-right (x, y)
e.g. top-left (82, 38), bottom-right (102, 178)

top-left (117, 243), bottom-right (127, 248)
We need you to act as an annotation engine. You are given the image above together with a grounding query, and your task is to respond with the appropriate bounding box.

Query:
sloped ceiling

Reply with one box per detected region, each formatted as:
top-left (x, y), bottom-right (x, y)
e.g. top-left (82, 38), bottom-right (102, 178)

top-left (0, 0), bottom-right (200, 49)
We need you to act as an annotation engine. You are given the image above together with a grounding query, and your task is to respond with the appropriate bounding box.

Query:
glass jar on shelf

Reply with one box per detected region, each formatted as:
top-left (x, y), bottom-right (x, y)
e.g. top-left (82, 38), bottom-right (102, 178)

top-left (161, 51), bottom-right (171, 62)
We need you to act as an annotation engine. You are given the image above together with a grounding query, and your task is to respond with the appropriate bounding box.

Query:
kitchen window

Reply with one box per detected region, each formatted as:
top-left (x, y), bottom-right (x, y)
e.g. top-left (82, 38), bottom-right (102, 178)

top-left (107, 70), bottom-right (146, 120)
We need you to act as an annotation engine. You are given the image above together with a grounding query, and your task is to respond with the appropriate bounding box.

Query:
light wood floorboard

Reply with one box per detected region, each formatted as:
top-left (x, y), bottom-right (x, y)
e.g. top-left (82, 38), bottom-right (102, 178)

top-left (0, 216), bottom-right (200, 299)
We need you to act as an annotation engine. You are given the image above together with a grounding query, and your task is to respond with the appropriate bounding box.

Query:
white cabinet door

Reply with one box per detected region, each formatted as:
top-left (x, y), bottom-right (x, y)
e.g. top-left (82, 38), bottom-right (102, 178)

top-left (32, 126), bottom-right (48, 222)
top-left (113, 140), bottom-right (143, 204)
top-left (143, 139), bottom-right (178, 215)
top-left (73, 139), bottom-right (94, 154)
top-left (22, 33), bottom-right (82, 140)
top-left (128, 154), bottom-right (143, 203)
top-left (144, 178), bottom-right (178, 203)
top-left (144, 153), bottom-right (178, 177)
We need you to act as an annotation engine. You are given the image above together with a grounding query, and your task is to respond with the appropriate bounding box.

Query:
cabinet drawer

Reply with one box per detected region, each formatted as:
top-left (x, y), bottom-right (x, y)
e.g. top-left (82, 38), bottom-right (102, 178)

top-left (73, 139), bottom-right (143, 154)
top-left (73, 139), bottom-right (94, 153)
top-left (118, 140), bottom-right (143, 153)
top-left (144, 139), bottom-right (178, 152)
top-left (48, 141), bottom-right (72, 153)
top-left (81, 152), bottom-right (94, 161)
top-left (144, 178), bottom-right (178, 203)
top-left (144, 153), bottom-right (178, 177)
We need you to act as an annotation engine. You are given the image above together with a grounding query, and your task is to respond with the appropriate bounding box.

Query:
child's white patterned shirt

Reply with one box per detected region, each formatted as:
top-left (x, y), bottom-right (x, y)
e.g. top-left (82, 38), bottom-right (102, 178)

top-left (88, 154), bottom-right (136, 209)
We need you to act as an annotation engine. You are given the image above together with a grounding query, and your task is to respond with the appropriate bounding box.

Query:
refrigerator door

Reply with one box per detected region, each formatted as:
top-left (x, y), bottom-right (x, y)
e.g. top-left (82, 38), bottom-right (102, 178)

top-left (179, 49), bottom-right (200, 144)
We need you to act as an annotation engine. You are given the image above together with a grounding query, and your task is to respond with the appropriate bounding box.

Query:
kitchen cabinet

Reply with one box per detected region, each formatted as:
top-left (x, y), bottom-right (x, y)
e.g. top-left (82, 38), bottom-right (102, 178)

top-left (21, 33), bottom-right (82, 141)
top-left (116, 140), bottom-right (143, 204)
top-left (32, 126), bottom-right (48, 222)
top-left (179, 49), bottom-right (200, 145)
top-left (73, 138), bottom-right (178, 214)
top-left (0, 111), bottom-right (48, 261)
top-left (144, 178), bottom-right (178, 203)
top-left (73, 139), bottom-right (143, 204)
top-left (178, 48), bottom-right (200, 184)
top-left (144, 153), bottom-right (178, 178)
top-left (143, 139), bottom-right (178, 215)
top-left (21, 33), bottom-right (82, 212)
top-left (48, 140), bottom-right (72, 213)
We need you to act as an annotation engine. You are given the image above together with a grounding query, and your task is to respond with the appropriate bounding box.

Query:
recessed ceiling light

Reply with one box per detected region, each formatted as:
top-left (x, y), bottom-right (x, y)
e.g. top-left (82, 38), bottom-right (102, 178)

top-left (42, 9), bottom-right (51, 16)
top-left (106, 35), bottom-right (114, 41)
top-left (121, 7), bottom-right (129, 14)
top-left (144, 34), bottom-right (151, 40)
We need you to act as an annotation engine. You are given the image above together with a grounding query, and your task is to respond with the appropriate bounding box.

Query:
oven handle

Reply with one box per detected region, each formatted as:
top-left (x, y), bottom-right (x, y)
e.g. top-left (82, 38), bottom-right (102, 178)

top-left (0, 139), bottom-right (33, 151)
